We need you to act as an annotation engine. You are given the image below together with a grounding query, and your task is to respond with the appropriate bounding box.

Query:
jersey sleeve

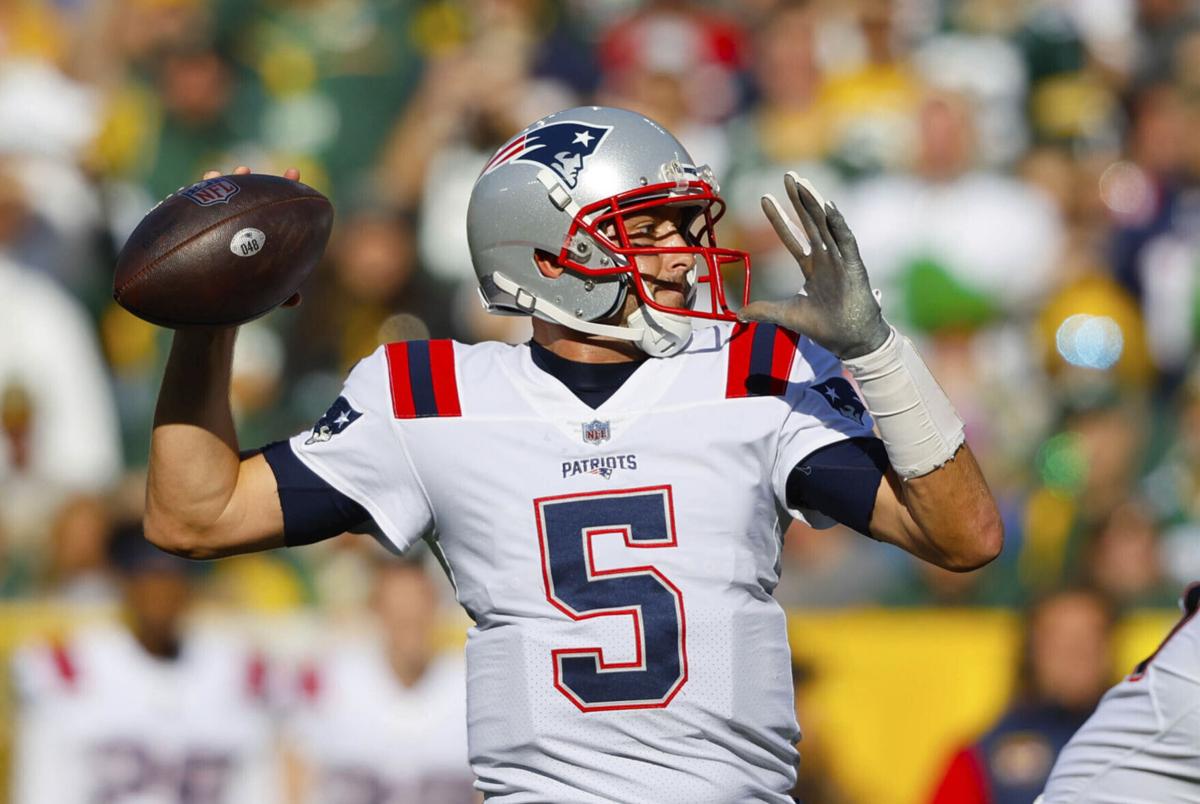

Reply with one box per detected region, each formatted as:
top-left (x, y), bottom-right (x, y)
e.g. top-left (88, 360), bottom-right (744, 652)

top-left (9, 642), bottom-right (77, 804)
top-left (772, 340), bottom-right (877, 528)
top-left (283, 346), bottom-right (434, 554)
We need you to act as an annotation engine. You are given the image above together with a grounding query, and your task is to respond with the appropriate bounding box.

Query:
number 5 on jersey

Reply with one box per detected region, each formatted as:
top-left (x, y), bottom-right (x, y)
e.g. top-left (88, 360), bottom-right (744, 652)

top-left (534, 486), bottom-right (688, 712)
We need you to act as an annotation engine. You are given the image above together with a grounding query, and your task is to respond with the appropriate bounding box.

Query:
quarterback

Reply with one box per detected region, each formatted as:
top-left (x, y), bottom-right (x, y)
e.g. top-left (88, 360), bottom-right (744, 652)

top-left (145, 107), bottom-right (1001, 802)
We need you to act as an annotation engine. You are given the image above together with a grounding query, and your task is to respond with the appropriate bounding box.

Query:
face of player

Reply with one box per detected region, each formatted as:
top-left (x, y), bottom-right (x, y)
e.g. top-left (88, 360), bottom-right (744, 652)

top-left (1028, 593), bottom-right (1112, 712)
top-left (610, 206), bottom-right (697, 321)
top-left (124, 570), bottom-right (192, 655)
top-left (372, 564), bottom-right (439, 684)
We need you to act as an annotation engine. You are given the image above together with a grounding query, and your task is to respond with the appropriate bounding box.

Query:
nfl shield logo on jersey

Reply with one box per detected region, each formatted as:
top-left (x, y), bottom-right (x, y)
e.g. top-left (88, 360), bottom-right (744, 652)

top-left (581, 419), bottom-right (611, 446)
top-left (305, 396), bottom-right (362, 444)
top-left (180, 177), bottom-right (240, 206)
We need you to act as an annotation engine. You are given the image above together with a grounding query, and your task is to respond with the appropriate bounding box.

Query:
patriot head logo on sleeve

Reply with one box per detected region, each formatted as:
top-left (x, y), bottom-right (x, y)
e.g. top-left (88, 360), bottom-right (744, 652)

top-left (305, 396), bottom-right (362, 444)
top-left (811, 378), bottom-right (867, 426)
top-left (481, 122), bottom-right (613, 189)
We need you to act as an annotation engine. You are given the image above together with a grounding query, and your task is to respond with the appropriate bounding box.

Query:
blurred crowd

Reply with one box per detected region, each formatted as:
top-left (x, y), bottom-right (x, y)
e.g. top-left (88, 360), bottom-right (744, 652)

top-left (4, 0), bottom-right (1200, 801)
top-left (4, 0), bottom-right (1198, 613)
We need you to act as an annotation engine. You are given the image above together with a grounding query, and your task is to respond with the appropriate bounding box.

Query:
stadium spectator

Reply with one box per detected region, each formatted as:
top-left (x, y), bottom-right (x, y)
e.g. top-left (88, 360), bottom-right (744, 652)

top-left (285, 205), bottom-right (456, 381)
top-left (845, 90), bottom-right (1063, 332)
top-left (1082, 498), bottom-right (1175, 609)
top-left (44, 495), bottom-right (117, 604)
top-left (380, 4), bottom-right (575, 286)
top-left (926, 589), bottom-right (1115, 804)
top-left (0, 219), bottom-right (122, 552)
top-left (595, 0), bottom-right (743, 176)
top-left (819, 0), bottom-right (925, 175)
top-left (724, 0), bottom-right (844, 300)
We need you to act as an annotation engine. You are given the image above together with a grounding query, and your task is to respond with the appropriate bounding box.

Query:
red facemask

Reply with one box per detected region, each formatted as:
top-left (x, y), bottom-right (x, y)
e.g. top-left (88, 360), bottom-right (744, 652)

top-left (553, 179), bottom-right (752, 321)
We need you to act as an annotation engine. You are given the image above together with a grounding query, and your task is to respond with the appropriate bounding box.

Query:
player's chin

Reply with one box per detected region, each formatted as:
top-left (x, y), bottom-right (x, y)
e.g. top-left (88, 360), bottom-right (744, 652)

top-left (650, 290), bottom-right (689, 311)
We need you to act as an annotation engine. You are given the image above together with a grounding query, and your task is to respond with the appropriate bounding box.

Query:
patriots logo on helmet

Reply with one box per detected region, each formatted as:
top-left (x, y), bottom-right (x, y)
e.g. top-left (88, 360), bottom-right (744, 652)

top-left (305, 396), bottom-right (362, 444)
top-left (811, 378), bottom-right (867, 425)
top-left (481, 121), bottom-right (613, 189)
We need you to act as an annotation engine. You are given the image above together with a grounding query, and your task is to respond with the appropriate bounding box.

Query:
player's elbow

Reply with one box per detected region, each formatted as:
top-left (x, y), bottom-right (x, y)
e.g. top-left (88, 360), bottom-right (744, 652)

top-left (940, 505), bottom-right (1004, 572)
top-left (142, 511), bottom-right (222, 560)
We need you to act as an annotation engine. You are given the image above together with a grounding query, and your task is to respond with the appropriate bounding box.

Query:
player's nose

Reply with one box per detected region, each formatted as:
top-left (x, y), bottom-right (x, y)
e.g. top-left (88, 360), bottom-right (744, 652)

top-left (660, 244), bottom-right (694, 279)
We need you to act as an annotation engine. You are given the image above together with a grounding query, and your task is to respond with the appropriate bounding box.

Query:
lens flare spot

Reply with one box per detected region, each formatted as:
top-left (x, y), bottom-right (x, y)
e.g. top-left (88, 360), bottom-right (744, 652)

top-left (1056, 314), bottom-right (1123, 369)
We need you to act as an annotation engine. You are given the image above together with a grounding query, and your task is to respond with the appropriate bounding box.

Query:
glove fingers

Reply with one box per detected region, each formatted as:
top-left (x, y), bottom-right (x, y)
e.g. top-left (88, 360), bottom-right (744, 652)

top-left (785, 173), bottom-right (842, 262)
top-left (778, 175), bottom-right (825, 261)
top-left (826, 204), bottom-right (863, 268)
top-left (761, 194), bottom-right (814, 276)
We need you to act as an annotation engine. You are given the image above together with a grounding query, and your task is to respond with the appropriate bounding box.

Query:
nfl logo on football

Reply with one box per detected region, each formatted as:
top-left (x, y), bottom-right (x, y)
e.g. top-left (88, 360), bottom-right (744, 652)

top-left (181, 177), bottom-right (240, 206)
top-left (581, 419), bottom-right (610, 446)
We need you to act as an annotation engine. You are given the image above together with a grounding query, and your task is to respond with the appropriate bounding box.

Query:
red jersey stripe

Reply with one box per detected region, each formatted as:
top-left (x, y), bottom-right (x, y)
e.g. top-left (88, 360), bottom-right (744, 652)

top-left (725, 322), bottom-right (756, 398)
top-left (428, 339), bottom-right (462, 417)
top-left (50, 642), bottom-right (78, 688)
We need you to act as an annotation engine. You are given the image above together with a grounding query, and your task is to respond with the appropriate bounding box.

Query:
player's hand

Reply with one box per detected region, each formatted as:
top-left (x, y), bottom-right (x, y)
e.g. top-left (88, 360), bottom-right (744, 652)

top-left (738, 172), bottom-right (889, 360)
top-left (201, 165), bottom-right (303, 308)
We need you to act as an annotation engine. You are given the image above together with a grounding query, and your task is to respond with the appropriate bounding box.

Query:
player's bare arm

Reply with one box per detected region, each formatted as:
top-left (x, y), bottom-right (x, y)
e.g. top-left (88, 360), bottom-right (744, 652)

top-left (143, 167), bottom-right (298, 559)
top-left (740, 172), bottom-right (1003, 571)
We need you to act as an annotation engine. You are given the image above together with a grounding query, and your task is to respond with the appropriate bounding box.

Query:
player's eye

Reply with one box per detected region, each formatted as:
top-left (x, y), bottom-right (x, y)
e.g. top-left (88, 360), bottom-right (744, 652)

top-left (628, 227), bottom-right (656, 245)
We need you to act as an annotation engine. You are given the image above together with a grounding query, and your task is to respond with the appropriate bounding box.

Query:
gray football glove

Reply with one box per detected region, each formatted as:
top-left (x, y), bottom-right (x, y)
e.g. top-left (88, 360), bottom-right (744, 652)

top-left (738, 172), bottom-right (890, 360)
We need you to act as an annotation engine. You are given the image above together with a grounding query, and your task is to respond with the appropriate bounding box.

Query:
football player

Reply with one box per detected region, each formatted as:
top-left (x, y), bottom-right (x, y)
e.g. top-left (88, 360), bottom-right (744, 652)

top-left (144, 107), bottom-right (1002, 801)
top-left (10, 524), bottom-right (281, 803)
top-left (1036, 582), bottom-right (1200, 803)
top-left (283, 556), bottom-right (476, 804)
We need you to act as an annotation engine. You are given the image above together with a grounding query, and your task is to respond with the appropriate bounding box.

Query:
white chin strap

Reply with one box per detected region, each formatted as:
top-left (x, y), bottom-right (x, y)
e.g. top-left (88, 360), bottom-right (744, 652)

top-left (491, 272), bottom-right (693, 357)
top-left (626, 306), bottom-right (693, 357)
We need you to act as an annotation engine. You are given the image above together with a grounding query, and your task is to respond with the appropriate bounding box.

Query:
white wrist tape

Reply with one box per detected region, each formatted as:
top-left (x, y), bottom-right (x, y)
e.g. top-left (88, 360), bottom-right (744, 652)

top-left (841, 326), bottom-right (965, 479)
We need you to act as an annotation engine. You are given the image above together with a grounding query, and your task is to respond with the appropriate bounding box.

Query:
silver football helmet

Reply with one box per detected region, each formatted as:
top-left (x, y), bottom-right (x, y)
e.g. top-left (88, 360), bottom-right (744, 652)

top-left (467, 106), bottom-right (751, 357)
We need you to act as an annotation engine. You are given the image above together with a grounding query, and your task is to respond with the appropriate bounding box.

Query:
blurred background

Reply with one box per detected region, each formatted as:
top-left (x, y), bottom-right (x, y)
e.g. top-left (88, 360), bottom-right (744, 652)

top-left (1, 0), bottom-right (1199, 802)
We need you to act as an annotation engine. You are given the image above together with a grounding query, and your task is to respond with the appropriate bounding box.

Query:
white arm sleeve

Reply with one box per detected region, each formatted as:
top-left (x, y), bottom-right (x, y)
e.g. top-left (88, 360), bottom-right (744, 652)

top-left (287, 347), bottom-right (434, 554)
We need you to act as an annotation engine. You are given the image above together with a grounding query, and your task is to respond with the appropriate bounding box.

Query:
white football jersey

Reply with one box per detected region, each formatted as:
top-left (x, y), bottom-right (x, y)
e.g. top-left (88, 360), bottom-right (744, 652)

top-left (10, 626), bottom-right (281, 804)
top-left (284, 645), bottom-right (474, 804)
top-left (1040, 583), bottom-right (1200, 803)
top-left (287, 322), bottom-right (874, 803)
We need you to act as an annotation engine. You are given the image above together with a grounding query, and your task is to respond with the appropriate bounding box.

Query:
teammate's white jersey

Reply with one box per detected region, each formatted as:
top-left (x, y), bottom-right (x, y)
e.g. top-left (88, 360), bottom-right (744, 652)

top-left (10, 626), bottom-right (281, 804)
top-left (287, 322), bottom-right (873, 803)
top-left (1040, 584), bottom-right (1200, 804)
top-left (284, 645), bottom-right (474, 804)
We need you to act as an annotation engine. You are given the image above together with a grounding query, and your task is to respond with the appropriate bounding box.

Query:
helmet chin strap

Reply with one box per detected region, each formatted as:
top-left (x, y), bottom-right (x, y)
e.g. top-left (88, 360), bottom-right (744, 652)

top-left (491, 272), bottom-right (693, 357)
top-left (627, 305), bottom-right (692, 357)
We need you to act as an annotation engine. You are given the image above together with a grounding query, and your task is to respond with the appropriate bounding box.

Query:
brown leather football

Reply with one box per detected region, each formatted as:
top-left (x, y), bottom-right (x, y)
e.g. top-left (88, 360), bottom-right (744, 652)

top-left (113, 174), bottom-right (334, 327)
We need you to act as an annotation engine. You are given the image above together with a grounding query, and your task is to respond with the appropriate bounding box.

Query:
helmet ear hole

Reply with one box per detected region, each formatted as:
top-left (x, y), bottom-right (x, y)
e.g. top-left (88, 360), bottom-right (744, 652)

top-left (533, 249), bottom-right (565, 279)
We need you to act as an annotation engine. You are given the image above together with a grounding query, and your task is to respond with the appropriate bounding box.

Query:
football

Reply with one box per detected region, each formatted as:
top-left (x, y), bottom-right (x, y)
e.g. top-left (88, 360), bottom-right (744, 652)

top-left (113, 174), bottom-right (334, 327)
